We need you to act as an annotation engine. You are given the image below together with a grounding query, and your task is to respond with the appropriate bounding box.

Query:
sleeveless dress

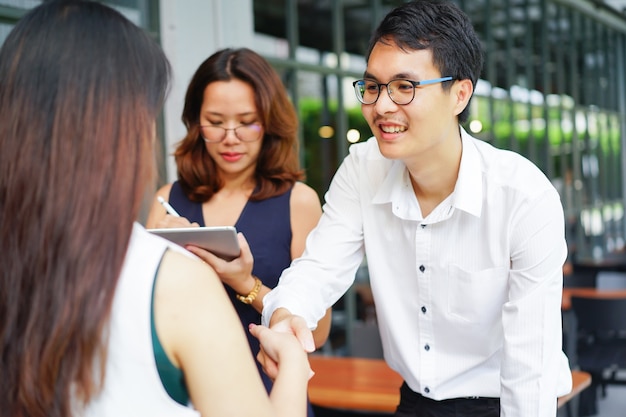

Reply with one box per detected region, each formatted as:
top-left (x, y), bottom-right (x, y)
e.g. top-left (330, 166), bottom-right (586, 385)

top-left (83, 223), bottom-right (200, 417)
top-left (168, 181), bottom-right (316, 417)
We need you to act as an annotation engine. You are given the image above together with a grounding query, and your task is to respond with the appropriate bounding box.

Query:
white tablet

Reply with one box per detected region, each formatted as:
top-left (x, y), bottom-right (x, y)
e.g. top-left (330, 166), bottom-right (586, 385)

top-left (148, 226), bottom-right (240, 261)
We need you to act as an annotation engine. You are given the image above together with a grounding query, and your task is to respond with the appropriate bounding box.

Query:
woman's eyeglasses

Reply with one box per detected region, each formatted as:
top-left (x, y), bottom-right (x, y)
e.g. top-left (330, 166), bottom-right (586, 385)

top-left (199, 123), bottom-right (263, 143)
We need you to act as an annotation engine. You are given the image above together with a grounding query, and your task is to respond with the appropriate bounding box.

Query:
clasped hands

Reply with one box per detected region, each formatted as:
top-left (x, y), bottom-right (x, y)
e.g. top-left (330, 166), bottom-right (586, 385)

top-left (256, 309), bottom-right (316, 381)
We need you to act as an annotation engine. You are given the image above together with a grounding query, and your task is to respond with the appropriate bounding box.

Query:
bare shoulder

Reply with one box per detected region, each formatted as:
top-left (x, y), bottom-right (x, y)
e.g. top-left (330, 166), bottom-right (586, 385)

top-left (156, 249), bottom-right (225, 298)
top-left (289, 183), bottom-right (322, 258)
top-left (155, 183), bottom-right (174, 200)
top-left (290, 182), bottom-right (321, 211)
top-left (154, 249), bottom-right (240, 345)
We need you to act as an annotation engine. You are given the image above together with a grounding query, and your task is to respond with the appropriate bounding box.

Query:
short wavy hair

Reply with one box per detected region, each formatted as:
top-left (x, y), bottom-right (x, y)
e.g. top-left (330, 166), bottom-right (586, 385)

top-left (175, 48), bottom-right (303, 202)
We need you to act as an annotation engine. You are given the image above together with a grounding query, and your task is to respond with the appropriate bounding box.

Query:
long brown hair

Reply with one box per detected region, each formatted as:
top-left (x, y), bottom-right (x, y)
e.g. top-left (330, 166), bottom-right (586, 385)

top-left (0, 1), bottom-right (170, 416)
top-left (175, 48), bottom-right (304, 202)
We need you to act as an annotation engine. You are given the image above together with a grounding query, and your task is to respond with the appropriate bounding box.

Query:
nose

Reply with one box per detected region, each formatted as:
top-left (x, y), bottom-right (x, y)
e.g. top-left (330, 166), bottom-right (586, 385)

top-left (221, 128), bottom-right (240, 144)
top-left (374, 84), bottom-right (398, 113)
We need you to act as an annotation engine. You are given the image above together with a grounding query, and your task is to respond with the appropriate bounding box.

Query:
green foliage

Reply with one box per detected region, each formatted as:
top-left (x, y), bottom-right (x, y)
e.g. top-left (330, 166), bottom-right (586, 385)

top-left (297, 98), bottom-right (372, 199)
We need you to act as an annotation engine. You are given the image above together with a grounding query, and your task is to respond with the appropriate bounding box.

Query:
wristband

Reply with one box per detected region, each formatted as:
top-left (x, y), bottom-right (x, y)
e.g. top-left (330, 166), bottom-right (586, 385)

top-left (236, 276), bottom-right (262, 304)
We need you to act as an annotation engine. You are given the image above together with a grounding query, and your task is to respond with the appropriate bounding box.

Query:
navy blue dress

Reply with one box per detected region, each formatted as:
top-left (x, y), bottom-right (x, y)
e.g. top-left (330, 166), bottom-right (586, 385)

top-left (168, 181), bottom-right (315, 416)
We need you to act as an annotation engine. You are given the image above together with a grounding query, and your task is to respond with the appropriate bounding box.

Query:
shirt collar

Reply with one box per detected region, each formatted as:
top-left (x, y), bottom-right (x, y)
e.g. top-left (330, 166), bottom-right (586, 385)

top-left (371, 159), bottom-right (409, 205)
top-left (371, 127), bottom-right (484, 218)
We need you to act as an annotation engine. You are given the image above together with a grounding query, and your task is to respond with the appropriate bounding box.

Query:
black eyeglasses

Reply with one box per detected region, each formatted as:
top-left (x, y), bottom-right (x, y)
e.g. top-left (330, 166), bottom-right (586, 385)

top-left (199, 123), bottom-right (263, 143)
top-left (352, 77), bottom-right (454, 105)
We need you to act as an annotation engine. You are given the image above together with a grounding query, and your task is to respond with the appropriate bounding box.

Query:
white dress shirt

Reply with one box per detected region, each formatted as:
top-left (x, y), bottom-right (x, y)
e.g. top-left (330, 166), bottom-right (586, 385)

top-left (263, 128), bottom-right (572, 416)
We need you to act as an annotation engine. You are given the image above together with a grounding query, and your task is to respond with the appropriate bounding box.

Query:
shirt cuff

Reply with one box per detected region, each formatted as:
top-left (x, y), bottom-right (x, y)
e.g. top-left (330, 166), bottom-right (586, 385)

top-left (261, 287), bottom-right (320, 329)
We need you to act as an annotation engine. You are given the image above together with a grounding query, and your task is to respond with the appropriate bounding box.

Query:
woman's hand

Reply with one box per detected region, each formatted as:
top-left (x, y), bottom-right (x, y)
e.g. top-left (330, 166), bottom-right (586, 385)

top-left (186, 232), bottom-right (256, 296)
top-left (255, 312), bottom-right (316, 380)
top-left (249, 323), bottom-right (313, 382)
top-left (153, 214), bottom-right (199, 229)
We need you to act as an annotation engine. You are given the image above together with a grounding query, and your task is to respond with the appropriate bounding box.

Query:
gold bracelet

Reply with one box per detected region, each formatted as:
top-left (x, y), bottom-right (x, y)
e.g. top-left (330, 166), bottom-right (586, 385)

top-left (236, 276), bottom-right (262, 304)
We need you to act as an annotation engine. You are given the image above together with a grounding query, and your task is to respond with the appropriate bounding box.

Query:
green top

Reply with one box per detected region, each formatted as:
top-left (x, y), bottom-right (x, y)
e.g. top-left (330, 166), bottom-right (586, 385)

top-left (150, 265), bottom-right (190, 405)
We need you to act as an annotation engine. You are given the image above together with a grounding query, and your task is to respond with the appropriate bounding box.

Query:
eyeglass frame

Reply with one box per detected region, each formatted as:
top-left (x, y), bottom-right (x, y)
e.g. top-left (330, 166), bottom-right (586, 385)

top-left (352, 76), bottom-right (454, 105)
top-left (198, 123), bottom-right (263, 143)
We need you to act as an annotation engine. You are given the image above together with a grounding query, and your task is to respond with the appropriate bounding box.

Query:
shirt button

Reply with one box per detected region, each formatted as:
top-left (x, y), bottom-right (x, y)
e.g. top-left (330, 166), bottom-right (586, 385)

top-left (421, 306), bottom-right (427, 314)
top-left (424, 344), bottom-right (430, 351)
top-left (419, 265), bottom-right (425, 272)
top-left (424, 387), bottom-right (430, 393)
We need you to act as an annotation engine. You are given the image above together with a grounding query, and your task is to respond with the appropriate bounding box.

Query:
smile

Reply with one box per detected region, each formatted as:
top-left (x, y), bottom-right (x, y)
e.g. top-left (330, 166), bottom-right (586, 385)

top-left (380, 125), bottom-right (407, 134)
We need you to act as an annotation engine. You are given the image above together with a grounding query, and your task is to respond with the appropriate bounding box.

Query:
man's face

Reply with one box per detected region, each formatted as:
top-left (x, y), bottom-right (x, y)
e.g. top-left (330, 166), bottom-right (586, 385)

top-left (361, 40), bottom-right (461, 164)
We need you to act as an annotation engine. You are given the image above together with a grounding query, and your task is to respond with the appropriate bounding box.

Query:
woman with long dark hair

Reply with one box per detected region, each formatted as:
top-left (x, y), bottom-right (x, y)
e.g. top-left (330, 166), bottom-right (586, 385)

top-left (0, 2), bottom-right (310, 417)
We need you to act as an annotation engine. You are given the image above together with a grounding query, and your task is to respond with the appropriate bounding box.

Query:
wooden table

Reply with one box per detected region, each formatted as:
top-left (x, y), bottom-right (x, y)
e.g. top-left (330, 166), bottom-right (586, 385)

top-left (557, 370), bottom-right (592, 408)
top-left (308, 356), bottom-right (402, 413)
top-left (308, 355), bottom-right (591, 413)
top-left (562, 287), bottom-right (626, 310)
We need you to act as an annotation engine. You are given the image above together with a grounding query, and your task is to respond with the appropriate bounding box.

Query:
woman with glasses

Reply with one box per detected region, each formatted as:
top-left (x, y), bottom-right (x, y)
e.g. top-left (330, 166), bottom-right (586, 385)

top-left (146, 48), bottom-right (330, 416)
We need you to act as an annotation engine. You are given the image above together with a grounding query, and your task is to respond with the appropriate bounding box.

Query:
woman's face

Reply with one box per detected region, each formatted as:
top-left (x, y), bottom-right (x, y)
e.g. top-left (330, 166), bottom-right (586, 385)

top-left (199, 79), bottom-right (264, 181)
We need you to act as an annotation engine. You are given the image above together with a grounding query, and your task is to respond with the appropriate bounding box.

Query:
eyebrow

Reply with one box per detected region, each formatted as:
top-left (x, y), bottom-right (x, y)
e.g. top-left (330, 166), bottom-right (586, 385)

top-left (202, 110), bottom-right (258, 118)
top-left (363, 71), bottom-right (419, 81)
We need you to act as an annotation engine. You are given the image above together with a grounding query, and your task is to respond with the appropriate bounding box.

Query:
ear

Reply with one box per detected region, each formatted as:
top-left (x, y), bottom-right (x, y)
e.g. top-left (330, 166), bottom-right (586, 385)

top-left (451, 78), bottom-right (473, 117)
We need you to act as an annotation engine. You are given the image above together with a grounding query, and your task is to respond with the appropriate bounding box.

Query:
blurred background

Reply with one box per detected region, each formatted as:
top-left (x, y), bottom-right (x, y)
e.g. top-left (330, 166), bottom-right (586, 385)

top-left (2, 0), bottom-right (626, 355)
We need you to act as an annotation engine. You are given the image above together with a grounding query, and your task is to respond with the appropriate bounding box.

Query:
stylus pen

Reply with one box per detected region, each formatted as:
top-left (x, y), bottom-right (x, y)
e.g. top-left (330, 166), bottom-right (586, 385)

top-left (157, 196), bottom-right (181, 217)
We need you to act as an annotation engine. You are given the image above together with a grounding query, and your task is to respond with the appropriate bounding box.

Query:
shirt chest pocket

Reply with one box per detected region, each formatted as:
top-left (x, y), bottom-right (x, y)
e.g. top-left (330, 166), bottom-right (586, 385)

top-left (446, 265), bottom-right (508, 324)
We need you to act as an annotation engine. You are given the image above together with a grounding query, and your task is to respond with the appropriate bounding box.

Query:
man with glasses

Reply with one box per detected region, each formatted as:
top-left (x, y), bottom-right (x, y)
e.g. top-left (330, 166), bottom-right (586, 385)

top-left (262, 1), bottom-right (572, 416)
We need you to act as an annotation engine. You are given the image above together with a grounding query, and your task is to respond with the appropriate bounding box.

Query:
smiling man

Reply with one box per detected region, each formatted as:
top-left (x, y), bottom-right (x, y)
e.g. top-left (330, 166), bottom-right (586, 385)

top-left (262, 1), bottom-right (572, 416)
